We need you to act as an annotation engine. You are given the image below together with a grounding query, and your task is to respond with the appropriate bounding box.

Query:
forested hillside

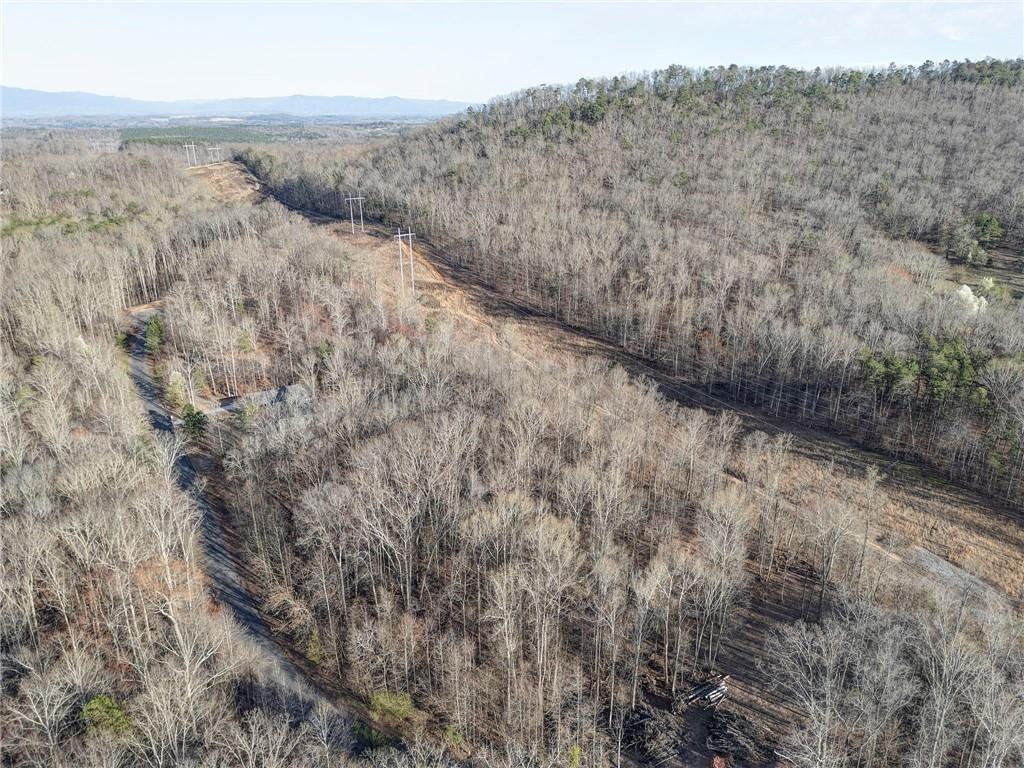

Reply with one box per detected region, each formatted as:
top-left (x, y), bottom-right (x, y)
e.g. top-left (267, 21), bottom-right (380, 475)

top-left (212, 289), bottom-right (1023, 767)
top-left (0, 137), bottom-right (438, 767)
top-left (138, 158), bottom-right (1023, 768)
top-left (3, 73), bottom-right (1023, 768)
top-left (239, 59), bottom-right (1024, 502)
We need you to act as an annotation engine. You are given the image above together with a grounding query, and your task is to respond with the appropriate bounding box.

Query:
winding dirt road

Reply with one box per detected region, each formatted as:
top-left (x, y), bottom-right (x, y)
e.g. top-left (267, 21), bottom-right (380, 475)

top-left (125, 306), bottom-right (319, 688)
top-left (123, 304), bottom-right (402, 744)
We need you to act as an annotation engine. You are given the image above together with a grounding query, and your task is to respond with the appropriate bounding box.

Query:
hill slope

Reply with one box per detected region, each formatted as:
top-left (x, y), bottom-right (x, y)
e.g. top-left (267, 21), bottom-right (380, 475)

top-left (239, 59), bottom-right (1024, 503)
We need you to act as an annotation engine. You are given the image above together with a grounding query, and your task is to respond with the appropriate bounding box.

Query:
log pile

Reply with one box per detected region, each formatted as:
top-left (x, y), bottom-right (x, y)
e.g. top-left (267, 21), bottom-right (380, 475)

top-left (683, 673), bottom-right (730, 709)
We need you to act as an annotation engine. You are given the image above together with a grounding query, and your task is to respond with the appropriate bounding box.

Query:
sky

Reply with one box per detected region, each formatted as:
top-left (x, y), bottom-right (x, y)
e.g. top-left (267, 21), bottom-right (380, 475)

top-left (3, 1), bottom-right (1022, 104)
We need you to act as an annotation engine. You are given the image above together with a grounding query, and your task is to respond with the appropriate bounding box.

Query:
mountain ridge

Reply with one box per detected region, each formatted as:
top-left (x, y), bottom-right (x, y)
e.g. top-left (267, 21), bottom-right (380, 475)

top-left (1, 86), bottom-right (473, 119)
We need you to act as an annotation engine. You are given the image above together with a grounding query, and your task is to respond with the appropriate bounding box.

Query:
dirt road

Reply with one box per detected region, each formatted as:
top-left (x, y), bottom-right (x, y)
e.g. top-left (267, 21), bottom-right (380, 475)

top-left (125, 305), bottom-right (321, 690)
top-left (122, 303), bottom-right (401, 743)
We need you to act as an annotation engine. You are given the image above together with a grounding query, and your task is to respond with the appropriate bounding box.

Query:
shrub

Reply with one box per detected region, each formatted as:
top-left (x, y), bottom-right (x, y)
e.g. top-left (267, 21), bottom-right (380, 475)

top-left (13, 385), bottom-right (34, 410)
top-left (144, 315), bottom-right (164, 355)
top-left (235, 401), bottom-right (260, 428)
top-left (165, 371), bottom-right (187, 409)
top-left (946, 221), bottom-right (987, 265)
top-left (443, 724), bottom-right (465, 747)
top-left (975, 212), bottom-right (1004, 246)
top-left (353, 722), bottom-right (389, 750)
top-left (306, 625), bottom-right (324, 665)
top-left (192, 367), bottom-right (209, 397)
top-left (978, 276), bottom-right (1012, 302)
top-left (82, 695), bottom-right (132, 737)
top-left (370, 690), bottom-right (415, 721)
top-left (238, 332), bottom-right (255, 353)
top-left (181, 404), bottom-right (208, 439)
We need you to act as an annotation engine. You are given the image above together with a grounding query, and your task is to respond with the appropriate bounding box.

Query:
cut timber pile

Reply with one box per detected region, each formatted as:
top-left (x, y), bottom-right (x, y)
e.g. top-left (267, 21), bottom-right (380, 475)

top-left (683, 673), bottom-right (730, 709)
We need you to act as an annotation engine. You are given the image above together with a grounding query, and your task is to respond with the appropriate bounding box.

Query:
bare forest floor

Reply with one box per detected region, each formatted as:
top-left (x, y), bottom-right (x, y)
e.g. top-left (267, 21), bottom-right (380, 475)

top-left (186, 162), bottom-right (1024, 764)
top-left (191, 161), bottom-right (265, 204)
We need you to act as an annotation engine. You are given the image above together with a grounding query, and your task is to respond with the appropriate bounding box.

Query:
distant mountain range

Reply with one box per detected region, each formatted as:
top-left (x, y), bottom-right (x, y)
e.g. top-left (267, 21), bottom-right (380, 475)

top-left (1, 86), bottom-right (473, 119)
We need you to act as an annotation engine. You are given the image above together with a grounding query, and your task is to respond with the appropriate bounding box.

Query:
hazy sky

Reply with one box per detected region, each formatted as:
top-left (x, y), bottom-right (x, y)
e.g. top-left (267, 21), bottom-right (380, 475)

top-left (3, 1), bottom-right (1022, 103)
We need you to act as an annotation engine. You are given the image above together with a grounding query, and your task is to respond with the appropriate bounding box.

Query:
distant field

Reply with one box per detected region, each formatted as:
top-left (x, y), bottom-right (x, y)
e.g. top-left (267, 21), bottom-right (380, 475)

top-left (120, 121), bottom-right (407, 146)
top-left (120, 125), bottom-right (290, 145)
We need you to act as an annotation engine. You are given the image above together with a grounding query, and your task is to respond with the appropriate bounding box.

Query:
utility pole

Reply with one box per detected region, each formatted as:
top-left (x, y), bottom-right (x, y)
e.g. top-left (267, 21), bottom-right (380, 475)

top-left (183, 142), bottom-right (198, 168)
top-left (400, 229), bottom-right (416, 292)
top-left (345, 193), bottom-right (365, 234)
top-left (395, 228), bottom-right (406, 295)
top-left (394, 228), bottom-right (417, 294)
top-left (207, 146), bottom-right (223, 163)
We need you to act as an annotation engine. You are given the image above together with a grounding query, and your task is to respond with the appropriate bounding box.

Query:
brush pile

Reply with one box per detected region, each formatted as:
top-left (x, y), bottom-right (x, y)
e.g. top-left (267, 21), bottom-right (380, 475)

top-left (706, 708), bottom-right (769, 764)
